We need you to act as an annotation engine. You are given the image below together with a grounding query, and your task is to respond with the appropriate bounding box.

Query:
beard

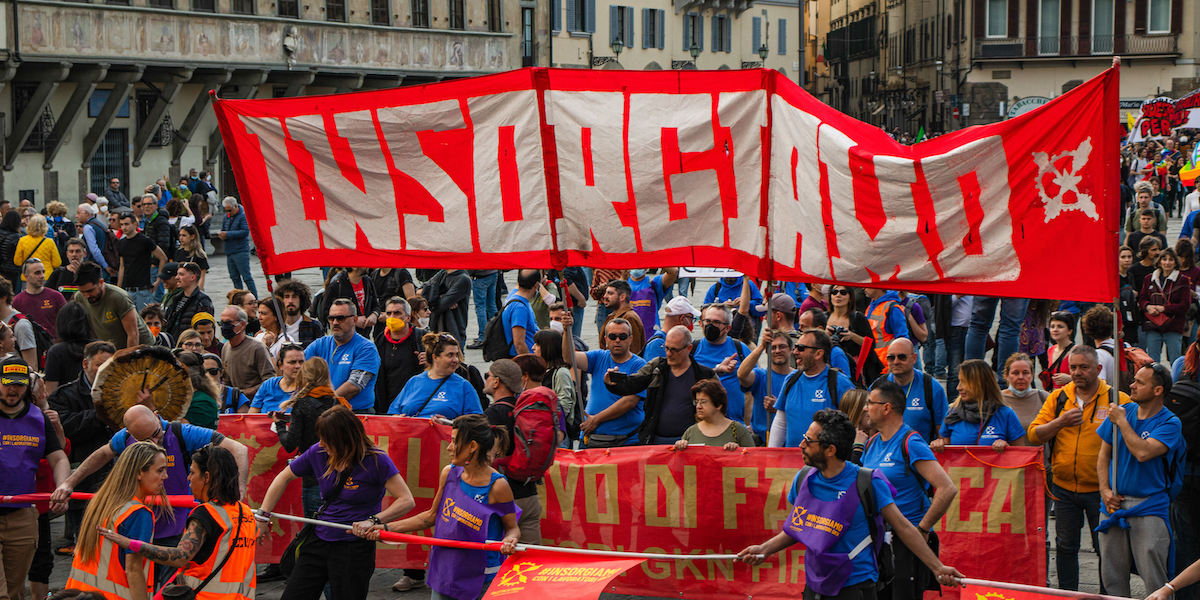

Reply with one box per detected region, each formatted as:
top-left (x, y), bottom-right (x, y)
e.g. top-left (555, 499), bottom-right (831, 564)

top-left (285, 305), bottom-right (299, 316)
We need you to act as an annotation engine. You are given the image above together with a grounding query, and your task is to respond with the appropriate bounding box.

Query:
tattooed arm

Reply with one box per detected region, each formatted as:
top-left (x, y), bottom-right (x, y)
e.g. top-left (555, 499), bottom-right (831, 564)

top-left (100, 519), bottom-right (208, 568)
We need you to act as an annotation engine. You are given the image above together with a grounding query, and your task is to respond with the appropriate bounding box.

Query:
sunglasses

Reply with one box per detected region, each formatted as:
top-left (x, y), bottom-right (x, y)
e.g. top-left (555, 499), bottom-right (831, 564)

top-left (801, 434), bottom-right (823, 446)
top-left (664, 344), bottom-right (688, 353)
top-left (830, 289), bottom-right (851, 296)
top-left (328, 314), bottom-right (352, 322)
top-left (794, 343), bottom-right (815, 352)
top-left (606, 333), bottom-right (630, 341)
top-left (886, 354), bottom-right (909, 362)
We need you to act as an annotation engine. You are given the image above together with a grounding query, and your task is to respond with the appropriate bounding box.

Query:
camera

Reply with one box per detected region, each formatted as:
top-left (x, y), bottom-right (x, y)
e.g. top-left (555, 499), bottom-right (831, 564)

top-left (828, 325), bottom-right (847, 343)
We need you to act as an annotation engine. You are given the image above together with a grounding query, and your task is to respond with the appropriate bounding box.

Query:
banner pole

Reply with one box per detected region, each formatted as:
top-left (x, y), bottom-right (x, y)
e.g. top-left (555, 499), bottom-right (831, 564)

top-left (957, 578), bottom-right (1135, 600)
top-left (561, 277), bottom-right (583, 450)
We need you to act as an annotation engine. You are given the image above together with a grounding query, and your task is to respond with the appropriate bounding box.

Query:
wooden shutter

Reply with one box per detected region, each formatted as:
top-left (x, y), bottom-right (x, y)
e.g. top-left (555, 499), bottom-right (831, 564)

top-left (566, 0), bottom-right (576, 32)
top-left (1171, 0), bottom-right (1182, 33)
top-left (725, 15), bottom-right (732, 52)
top-left (1025, 0), bottom-right (1037, 53)
top-left (974, 0), bottom-right (986, 39)
top-left (1115, 0), bottom-right (1126, 51)
top-left (609, 5), bottom-right (618, 44)
top-left (585, 0), bottom-right (594, 33)
top-left (697, 14), bottom-right (704, 51)
top-left (1008, 0), bottom-right (1019, 38)
top-left (657, 10), bottom-right (665, 49)
top-left (753, 16), bottom-right (762, 52)
top-left (552, 0), bottom-right (560, 31)
top-left (1059, 0), bottom-right (1070, 55)
top-left (779, 18), bottom-right (787, 54)
top-left (684, 14), bottom-right (692, 50)
top-left (1134, 0), bottom-right (1146, 34)
top-left (624, 8), bottom-right (633, 46)
top-left (1078, 0), bottom-right (1090, 55)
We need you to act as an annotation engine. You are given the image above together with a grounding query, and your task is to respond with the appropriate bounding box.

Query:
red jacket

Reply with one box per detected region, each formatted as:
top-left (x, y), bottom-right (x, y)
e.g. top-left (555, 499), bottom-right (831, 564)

top-left (1139, 270), bottom-right (1192, 333)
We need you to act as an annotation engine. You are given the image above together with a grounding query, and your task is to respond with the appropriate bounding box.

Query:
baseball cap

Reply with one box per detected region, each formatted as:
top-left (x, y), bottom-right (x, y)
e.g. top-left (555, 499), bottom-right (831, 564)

top-left (663, 296), bottom-right (701, 318)
top-left (0, 356), bottom-right (31, 386)
top-left (191, 312), bottom-right (216, 329)
top-left (158, 262), bottom-right (180, 281)
top-left (756, 293), bottom-right (797, 315)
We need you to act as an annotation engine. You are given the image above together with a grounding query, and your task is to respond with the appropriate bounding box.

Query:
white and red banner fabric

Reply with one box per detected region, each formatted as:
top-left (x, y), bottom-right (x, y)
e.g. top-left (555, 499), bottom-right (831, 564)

top-left (213, 67), bottom-right (1119, 301)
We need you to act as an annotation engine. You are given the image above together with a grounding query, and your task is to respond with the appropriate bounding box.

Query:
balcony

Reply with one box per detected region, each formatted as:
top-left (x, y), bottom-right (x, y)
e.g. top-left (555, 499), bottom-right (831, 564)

top-left (974, 34), bottom-right (1178, 60)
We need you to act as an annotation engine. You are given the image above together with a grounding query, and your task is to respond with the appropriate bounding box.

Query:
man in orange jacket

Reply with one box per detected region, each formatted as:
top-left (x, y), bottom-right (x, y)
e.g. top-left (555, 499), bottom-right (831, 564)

top-left (1027, 345), bottom-right (1130, 591)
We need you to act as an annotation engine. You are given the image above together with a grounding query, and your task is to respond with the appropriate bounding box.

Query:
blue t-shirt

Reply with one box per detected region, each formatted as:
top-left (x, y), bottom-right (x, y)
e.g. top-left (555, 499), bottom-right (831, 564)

top-left (1181, 210), bottom-right (1199, 240)
top-left (304, 333), bottom-right (380, 411)
top-left (787, 463), bottom-right (895, 587)
top-left (703, 278), bottom-right (765, 318)
top-left (830, 346), bottom-right (851, 375)
top-left (884, 371), bottom-right (949, 442)
top-left (692, 338), bottom-right (753, 423)
top-left (584, 350), bottom-right (646, 437)
top-left (861, 425), bottom-right (937, 525)
top-left (110, 418), bottom-right (217, 454)
top-left (116, 506), bottom-right (155, 566)
top-left (388, 371), bottom-right (481, 418)
top-left (743, 366), bottom-right (792, 440)
top-left (1096, 404), bottom-right (1185, 496)
top-left (939, 405), bottom-right (1025, 445)
top-left (251, 377), bottom-right (292, 414)
top-left (459, 472), bottom-right (507, 574)
top-left (642, 330), bottom-right (667, 361)
top-left (501, 293), bottom-right (538, 357)
top-left (776, 366), bottom-right (855, 447)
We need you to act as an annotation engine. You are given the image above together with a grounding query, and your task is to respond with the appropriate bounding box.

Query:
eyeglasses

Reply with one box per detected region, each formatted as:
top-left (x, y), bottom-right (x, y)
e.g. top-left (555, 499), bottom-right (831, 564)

top-left (800, 434), bottom-right (823, 446)
top-left (219, 320), bottom-right (236, 327)
top-left (484, 372), bottom-right (493, 379)
top-left (701, 319), bottom-right (728, 327)
top-left (886, 354), bottom-right (909, 362)
top-left (137, 423), bottom-right (164, 443)
top-left (866, 400), bottom-right (889, 406)
top-left (830, 289), bottom-right (851, 296)
top-left (607, 333), bottom-right (630, 341)
top-left (182, 342), bottom-right (203, 350)
top-left (664, 344), bottom-right (688, 353)
top-left (205, 368), bottom-right (221, 376)
top-left (328, 314), bottom-right (352, 322)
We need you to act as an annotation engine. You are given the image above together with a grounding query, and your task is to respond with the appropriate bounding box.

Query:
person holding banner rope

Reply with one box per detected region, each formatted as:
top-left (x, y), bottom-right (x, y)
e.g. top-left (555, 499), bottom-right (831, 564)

top-left (353, 413), bottom-right (520, 600)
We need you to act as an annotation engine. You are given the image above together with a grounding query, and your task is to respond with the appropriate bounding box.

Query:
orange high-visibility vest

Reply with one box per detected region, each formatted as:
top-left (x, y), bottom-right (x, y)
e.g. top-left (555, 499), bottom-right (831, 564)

top-left (67, 500), bottom-right (154, 600)
top-left (867, 300), bottom-right (903, 374)
top-left (173, 502), bottom-right (257, 600)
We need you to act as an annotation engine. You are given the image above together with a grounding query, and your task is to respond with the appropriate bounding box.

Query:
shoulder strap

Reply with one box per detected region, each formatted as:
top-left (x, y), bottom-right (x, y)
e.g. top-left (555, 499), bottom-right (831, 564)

top-left (922, 373), bottom-right (935, 441)
top-left (193, 504), bottom-right (243, 594)
top-left (30, 236), bottom-right (46, 258)
top-left (899, 430), bottom-right (930, 491)
top-left (1048, 343), bottom-right (1075, 373)
top-left (315, 468), bottom-right (353, 519)
top-left (170, 421), bottom-right (192, 471)
top-left (827, 367), bottom-right (841, 408)
top-left (855, 467), bottom-right (882, 553)
top-left (409, 375), bottom-right (450, 417)
top-left (781, 370), bottom-right (802, 403)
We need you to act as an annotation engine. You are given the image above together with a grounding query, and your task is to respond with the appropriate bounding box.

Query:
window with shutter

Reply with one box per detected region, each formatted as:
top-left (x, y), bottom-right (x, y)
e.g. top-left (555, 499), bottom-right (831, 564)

top-left (642, 8), bottom-right (650, 48)
top-left (724, 16), bottom-right (731, 52)
top-left (657, 10), bottom-right (665, 49)
top-left (552, 0), bottom-right (560, 32)
top-left (778, 18), bottom-right (787, 54)
top-left (1147, 0), bottom-right (1169, 33)
top-left (683, 14), bottom-right (692, 50)
top-left (610, 5), bottom-right (619, 44)
top-left (752, 17), bottom-right (761, 52)
top-left (985, 0), bottom-right (1006, 37)
top-left (697, 14), bottom-right (704, 51)
top-left (624, 7), bottom-right (634, 46)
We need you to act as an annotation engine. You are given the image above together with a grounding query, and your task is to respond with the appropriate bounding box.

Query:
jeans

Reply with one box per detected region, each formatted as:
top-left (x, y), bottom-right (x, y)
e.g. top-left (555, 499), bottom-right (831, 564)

top-left (471, 273), bottom-right (498, 340)
top-left (594, 303), bottom-right (611, 336)
top-left (1051, 483), bottom-right (1103, 592)
top-left (674, 277), bottom-right (693, 299)
top-left (226, 251), bottom-right (258, 296)
top-left (965, 297), bottom-right (1030, 385)
top-left (945, 326), bottom-right (967, 401)
top-left (1141, 328), bottom-right (1183, 363)
top-left (926, 337), bottom-right (945, 377)
top-left (129, 288), bottom-right (154, 311)
top-left (571, 306), bottom-right (585, 338)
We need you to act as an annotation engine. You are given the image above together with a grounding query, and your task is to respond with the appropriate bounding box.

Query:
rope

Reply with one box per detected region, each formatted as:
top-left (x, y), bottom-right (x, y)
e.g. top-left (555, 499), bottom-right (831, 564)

top-left (260, 510), bottom-right (753, 560)
top-left (1, 493), bottom-right (199, 507)
top-left (961, 447), bottom-right (1056, 499)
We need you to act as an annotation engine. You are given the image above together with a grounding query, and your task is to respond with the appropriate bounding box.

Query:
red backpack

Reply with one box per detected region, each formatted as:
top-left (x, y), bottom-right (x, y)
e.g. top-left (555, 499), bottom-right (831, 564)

top-left (493, 386), bottom-right (562, 484)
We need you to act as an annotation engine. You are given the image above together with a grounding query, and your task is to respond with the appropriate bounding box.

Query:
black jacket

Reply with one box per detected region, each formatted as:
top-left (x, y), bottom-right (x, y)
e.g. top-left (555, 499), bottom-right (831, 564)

top-left (605, 357), bottom-right (714, 445)
top-left (142, 211), bottom-right (174, 256)
top-left (48, 374), bottom-right (118, 491)
top-left (320, 272), bottom-right (380, 335)
top-left (163, 288), bottom-right (215, 340)
top-left (422, 270), bottom-right (472, 345)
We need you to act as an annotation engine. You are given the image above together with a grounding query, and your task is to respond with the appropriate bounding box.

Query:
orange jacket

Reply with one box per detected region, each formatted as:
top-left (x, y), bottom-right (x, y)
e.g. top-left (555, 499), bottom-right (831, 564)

top-left (1026, 381), bottom-right (1129, 493)
top-left (66, 501), bottom-right (154, 600)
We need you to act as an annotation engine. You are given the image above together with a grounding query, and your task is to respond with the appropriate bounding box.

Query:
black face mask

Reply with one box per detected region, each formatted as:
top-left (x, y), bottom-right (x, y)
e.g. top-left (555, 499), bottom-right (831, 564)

top-left (220, 322), bottom-right (238, 340)
top-left (246, 317), bottom-right (260, 332)
top-left (703, 324), bottom-right (722, 343)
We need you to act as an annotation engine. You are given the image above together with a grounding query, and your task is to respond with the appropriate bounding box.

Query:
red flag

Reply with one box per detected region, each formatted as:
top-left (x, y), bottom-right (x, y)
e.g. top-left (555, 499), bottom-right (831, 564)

top-left (482, 549), bottom-right (644, 600)
top-left (959, 581), bottom-right (1114, 600)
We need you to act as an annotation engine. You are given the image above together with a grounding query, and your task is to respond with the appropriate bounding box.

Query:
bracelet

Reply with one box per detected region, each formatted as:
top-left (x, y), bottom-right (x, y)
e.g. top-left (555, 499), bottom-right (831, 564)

top-left (368, 515), bottom-right (382, 526)
top-left (1164, 583), bottom-right (1177, 592)
top-left (254, 511), bottom-right (272, 523)
top-left (129, 540), bottom-right (142, 553)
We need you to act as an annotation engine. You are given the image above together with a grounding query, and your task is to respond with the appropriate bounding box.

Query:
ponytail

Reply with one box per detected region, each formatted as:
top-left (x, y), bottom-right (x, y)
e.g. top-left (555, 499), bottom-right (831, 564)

top-left (451, 414), bottom-right (508, 466)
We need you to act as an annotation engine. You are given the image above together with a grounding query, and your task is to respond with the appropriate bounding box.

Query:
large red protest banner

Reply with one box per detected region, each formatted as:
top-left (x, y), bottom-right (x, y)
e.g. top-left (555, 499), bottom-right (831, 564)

top-left (219, 415), bottom-right (1044, 600)
top-left (212, 67), bottom-right (1119, 302)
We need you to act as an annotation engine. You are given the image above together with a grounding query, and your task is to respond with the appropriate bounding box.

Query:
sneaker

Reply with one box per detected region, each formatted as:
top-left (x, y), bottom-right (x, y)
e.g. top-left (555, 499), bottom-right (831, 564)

top-left (54, 544), bottom-right (75, 556)
top-left (258, 564), bottom-right (285, 583)
top-left (466, 339), bottom-right (485, 350)
top-left (392, 576), bottom-right (426, 592)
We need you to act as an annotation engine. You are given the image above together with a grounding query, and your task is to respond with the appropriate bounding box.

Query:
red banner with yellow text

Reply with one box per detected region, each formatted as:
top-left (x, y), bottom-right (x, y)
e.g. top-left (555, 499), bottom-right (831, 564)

top-left (212, 67), bottom-right (1119, 301)
top-left (482, 549), bottom-right (644, 600)
top-left (218, 415), bottom-right (1044, 600)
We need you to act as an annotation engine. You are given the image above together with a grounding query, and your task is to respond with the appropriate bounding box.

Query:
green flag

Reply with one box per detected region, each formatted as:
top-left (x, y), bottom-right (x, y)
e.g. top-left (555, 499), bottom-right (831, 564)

top-left (915, 126), bottom-right (926, 143)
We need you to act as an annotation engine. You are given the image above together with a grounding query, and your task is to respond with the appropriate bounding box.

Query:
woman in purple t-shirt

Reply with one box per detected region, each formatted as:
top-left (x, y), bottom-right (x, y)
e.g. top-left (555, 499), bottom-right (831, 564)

top-left (257, 406), bottom-right (416, 600)
top-left (357, 414), bottom-right (521, 600)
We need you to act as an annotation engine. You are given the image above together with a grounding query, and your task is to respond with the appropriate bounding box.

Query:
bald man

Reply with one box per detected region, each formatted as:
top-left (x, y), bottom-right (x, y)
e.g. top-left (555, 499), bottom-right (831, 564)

top-left (51, 404), bottom-right (249, 584)
top-left (873, 338), bottom-right (948, 442)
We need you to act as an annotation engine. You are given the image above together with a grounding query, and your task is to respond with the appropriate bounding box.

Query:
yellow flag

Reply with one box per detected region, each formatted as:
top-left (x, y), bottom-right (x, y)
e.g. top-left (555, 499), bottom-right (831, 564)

top-left (1128, 112), bottom-right (1137, 130)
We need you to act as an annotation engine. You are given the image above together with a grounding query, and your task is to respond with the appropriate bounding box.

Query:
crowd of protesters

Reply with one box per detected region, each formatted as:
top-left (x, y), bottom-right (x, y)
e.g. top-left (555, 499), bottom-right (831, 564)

top-left (0, 150), bottom-right (1197, 600)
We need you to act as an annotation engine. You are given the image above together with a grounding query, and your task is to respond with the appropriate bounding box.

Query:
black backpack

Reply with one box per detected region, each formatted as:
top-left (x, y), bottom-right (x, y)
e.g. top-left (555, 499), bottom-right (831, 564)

top-left (796, 465), bottom-right (893, 590)
top-left (781, 366), bottom-right (853, 410)
top-left (1166, 378), bottom-right (1200, 468)
top-left (871, 373), bottom-right (936, 441)
top-left (482, 298), bottom-right (521, 362)
top-left (7, 313), bottom-right (53, 370)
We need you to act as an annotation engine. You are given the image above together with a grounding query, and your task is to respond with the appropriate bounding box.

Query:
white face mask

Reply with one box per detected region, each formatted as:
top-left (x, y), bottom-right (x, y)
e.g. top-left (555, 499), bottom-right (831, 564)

top-left (417, 317), bottom-right (430, 328)
top-left (1008, 386), bottom-right (1037, 398)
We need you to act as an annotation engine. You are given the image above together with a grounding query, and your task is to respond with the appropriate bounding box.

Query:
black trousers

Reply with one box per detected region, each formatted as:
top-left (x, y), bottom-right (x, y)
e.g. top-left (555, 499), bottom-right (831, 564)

top-left (882, 538), bottom-right (934, 600)
top-left (804, 579), bottom-right (878, 600)
top-left (280, 536), bottom-right (376, 600)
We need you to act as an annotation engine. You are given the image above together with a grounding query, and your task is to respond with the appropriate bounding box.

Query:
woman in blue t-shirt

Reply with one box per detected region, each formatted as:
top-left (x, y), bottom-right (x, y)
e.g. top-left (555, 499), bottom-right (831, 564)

top-left (389, 332), bottom-right (482, 418)
top-left (249, 343), bottom-right (306, 414)
top-left (934, 359), bottom-right (1027, 451)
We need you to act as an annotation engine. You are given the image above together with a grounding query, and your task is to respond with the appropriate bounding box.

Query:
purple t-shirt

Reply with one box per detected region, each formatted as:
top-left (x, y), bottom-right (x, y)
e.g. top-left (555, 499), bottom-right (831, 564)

top-left (13, 288), bottom-right (66, 339)
top-left (288, 444), bottom-right (399, 542)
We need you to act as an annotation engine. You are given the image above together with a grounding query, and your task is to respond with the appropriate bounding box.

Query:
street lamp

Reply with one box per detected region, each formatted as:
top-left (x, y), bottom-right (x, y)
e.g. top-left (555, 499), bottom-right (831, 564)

top-left (689, 41), bottom-right (701, 62)
top-left (611, 36), bottom-right (623, 58)
top-left (758, 44), bottom-right (768, 62)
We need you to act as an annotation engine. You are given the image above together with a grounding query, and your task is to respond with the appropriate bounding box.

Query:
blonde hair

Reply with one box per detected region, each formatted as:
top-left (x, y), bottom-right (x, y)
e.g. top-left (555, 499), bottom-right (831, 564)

top-left (839, 388), bottom-right (869, 428)
top-left (282, 357), bottom-right (332, 410)
top-left (26, 214), bottom-right (48, 238)
top-left (46, 201), bottom-right (68, 217)
top-left (76, 441), bottom-right (170, 561)
top-left (175, 329), bottom-right (201, 349)
top-left (954, 359), bottom-right (1006, 416)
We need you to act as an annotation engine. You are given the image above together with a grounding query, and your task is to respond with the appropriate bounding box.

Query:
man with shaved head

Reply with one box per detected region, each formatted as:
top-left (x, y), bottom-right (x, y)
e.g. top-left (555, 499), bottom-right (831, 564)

top-left (872, 338), bottom-right (948, 442)
top-left (50, 403), bottom-right (249, 585)
top-left (605, 325), bottom-right (716, 445)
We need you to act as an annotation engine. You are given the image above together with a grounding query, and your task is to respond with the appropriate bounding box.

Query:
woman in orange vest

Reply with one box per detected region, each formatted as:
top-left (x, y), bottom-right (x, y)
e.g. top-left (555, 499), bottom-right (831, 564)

top-left (66, 440), bottom-right (167, 600)
top-left (97, 444), bottom-right (256, 600)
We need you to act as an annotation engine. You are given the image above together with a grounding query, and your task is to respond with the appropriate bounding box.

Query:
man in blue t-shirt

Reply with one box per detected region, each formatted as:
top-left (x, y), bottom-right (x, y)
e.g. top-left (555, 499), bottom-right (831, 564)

top-left (627, 267), bottom-right (678, 333)
top-left (703, 275), bottom-right (764, 318)
top-left (737, 328), bottom-right (795, 442)
top-left (769, 329), bottom-right (855, 448)
top-left (501, 269), bottom-right (540, 357)
top-left (1096, 364), bottom-right (1186, 597)
top-left (305, 298), bottom-right (381, 412)
top-left (690, 304), bottom-right (751, 423)
top-left (738, 409), bottom-right (963, 596)
top-left (563, 316), bottom-right (646, 448)
top-left (862, 381), bottom-right (958, 600)
top-left (878, 338), bottom-right (949, 442)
